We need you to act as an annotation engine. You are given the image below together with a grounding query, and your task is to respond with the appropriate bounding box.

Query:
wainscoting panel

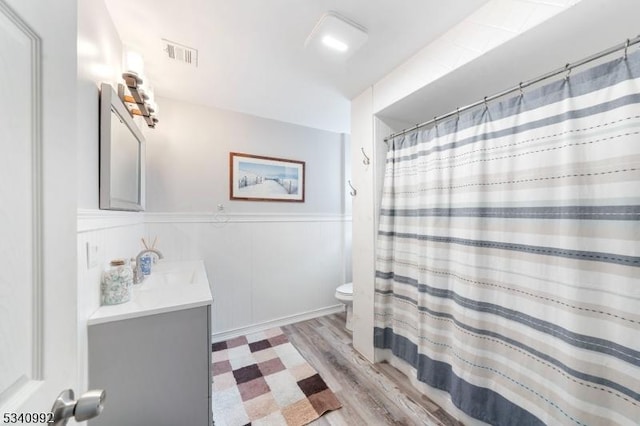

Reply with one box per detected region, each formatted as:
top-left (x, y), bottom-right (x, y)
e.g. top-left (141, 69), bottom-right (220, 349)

top-left (145, 213), bottom-right (352, 335)
top-left (77, 209), bottom-right (145, 390)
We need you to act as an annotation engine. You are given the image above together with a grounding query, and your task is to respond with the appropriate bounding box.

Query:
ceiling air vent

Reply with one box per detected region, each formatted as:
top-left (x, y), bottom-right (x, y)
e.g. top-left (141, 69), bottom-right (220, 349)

top-left (162, 39), bottom-right (198, 67)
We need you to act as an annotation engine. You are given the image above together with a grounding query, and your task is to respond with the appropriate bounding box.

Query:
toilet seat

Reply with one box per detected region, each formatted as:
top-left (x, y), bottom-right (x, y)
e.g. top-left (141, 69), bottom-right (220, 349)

top-left (335, 282), bottom-right (353, 297)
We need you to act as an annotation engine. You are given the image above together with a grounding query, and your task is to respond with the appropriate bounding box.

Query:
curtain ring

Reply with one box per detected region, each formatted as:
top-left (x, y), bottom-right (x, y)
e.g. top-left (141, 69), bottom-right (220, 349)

top-left (624, 38), bottom-right (630, 60)
top-left (456, 107), bottom-right (460, 118)
top-left (347, 180), bottom-right (357, 196)
top-left (360, 147), bottom-right (370, 165)
top-left (433, 116), bottom-right (438, 127)
top-left (483, 96), bottom-right (488, 110)
top-left (519, 82), bottom-right (524, 97)
top-left (565, 63), bottom-right (571, 80)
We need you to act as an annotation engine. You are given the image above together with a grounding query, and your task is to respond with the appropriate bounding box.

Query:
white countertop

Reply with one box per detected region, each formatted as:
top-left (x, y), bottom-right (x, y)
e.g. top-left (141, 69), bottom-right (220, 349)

top-left (88, 260), bottom-right (213, 325)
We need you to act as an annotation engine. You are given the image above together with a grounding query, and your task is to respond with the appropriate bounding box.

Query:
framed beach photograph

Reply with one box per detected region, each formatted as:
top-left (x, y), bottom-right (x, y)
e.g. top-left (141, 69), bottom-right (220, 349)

top-left (229, 152), bottom-right (305, 202)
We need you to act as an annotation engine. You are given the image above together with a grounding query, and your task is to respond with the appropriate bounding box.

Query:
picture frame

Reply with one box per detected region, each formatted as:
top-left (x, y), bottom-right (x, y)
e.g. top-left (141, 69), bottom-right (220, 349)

top-left (229, 152), bottom-right (305, 202)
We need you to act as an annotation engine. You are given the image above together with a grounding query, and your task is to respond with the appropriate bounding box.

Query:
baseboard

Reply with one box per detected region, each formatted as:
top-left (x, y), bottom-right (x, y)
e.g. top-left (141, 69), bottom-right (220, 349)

top-left (212, 304), bottom-right (345, 343)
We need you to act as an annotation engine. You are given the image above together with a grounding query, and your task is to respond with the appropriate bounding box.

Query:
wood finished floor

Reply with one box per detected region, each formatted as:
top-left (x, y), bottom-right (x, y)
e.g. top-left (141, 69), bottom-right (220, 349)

top-left (282, 313), bottom-right (463, 426)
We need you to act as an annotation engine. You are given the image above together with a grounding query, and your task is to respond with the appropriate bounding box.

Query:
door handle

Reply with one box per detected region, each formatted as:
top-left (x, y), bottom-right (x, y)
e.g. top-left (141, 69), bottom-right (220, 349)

top-left (51, 389), bottom-right (106, 425)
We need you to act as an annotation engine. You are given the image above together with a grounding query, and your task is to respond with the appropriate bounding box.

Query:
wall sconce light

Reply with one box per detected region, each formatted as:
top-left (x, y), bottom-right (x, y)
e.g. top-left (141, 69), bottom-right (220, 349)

top-left (120, 48), bottom-right (158, 128)
top-left (123, 50), bottom-right (144, 84)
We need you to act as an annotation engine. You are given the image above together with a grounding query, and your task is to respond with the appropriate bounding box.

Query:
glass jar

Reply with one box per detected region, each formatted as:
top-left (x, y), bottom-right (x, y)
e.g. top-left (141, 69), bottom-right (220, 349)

top-left (101, 259), bottom-right (133, 305)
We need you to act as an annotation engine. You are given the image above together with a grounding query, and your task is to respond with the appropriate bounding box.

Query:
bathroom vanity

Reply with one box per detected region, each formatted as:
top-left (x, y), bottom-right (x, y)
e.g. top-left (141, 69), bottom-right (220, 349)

top-left (87, 260), bottom-right (213, 426)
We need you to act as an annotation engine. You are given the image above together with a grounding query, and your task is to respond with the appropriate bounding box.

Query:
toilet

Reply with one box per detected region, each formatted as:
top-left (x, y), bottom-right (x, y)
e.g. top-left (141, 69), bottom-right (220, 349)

top-left (335, 282), bottom-right (353, 331)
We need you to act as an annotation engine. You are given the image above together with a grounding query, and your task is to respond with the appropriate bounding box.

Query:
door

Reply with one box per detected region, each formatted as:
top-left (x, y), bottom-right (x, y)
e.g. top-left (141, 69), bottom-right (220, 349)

top-left (0, 0), bottom-right (78, 419)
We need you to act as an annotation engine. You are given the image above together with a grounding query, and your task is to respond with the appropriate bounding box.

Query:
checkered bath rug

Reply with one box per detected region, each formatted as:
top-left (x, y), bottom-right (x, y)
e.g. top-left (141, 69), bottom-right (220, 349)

top-left (212, 327), bottom-right (342, 425)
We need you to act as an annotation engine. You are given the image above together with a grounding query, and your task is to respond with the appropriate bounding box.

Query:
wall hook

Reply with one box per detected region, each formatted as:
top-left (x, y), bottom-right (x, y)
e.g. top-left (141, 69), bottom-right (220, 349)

top-left (360, 147), bottom-right (370, 165)
top-left (347, 180), bottom-right (357, 196)
top-left (624, 38), bottom-right (630, 59)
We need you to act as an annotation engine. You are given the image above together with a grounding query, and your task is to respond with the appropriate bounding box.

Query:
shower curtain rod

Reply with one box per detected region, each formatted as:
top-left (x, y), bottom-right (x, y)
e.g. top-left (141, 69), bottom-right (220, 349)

top-left (384, 35), bottom-right (640, 142)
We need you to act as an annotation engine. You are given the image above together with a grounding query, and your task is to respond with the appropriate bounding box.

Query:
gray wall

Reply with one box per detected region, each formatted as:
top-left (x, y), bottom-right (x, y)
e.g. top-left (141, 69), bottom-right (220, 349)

top-left (146, 97), bottom-right (347, 214)
top-left (145, 97), bottom-right (352, 336)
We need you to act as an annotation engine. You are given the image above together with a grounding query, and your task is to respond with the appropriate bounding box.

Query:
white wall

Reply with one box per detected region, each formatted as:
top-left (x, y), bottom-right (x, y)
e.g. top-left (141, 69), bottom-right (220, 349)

top-left (77, 0), bottom-right (123, 210)
top-left (350, 104), bottom-right (391, 363)
top-left (350, 88), bottom-right (375, 361)
top-left (76, 0), bottom-right (145, 393)
top-left (145, 97), bottom-right (351, 338)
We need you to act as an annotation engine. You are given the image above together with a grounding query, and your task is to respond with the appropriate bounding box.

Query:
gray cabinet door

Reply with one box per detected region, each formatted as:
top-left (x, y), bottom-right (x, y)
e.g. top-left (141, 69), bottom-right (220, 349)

top-left (89, 305), bottom-right (212, 426)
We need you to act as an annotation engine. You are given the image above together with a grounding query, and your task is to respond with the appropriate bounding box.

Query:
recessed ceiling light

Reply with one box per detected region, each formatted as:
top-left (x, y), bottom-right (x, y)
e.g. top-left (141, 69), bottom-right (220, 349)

top-left (322, 35), bottom-right (349, 52)
top-left (305, 11), bottom-right (367, 58)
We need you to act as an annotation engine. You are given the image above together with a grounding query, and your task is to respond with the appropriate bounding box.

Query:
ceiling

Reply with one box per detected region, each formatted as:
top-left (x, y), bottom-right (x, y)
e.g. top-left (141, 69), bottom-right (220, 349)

top-left (103, 0), bottom-right (488, 134)
top-left (377, 0), bottom-right (640, 131)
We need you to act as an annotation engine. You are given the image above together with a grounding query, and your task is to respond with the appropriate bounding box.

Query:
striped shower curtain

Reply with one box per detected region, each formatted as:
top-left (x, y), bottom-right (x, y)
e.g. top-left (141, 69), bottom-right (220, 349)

top-left (374, 51), bottom-right (640, 425)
